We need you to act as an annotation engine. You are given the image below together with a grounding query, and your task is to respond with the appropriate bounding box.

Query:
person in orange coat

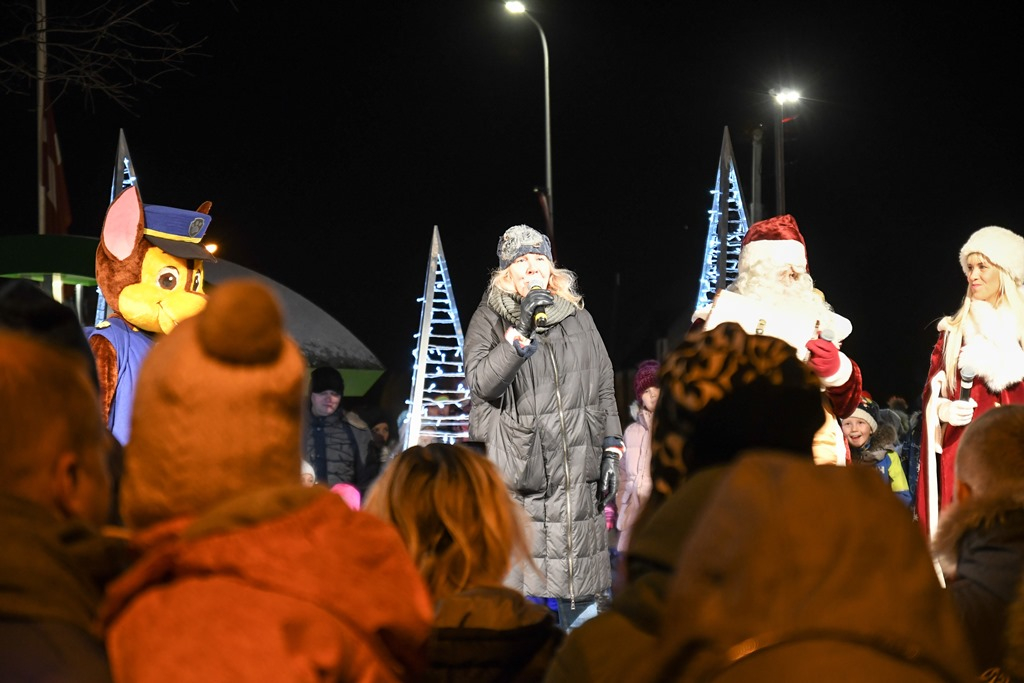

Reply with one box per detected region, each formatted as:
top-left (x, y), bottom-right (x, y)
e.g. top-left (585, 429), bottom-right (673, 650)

top-left (101, 280), bottom-right (433, 682)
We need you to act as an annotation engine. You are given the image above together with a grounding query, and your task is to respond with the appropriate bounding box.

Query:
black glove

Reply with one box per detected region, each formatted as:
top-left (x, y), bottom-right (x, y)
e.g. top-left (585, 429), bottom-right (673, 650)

top-left (598, 450), bottom-right (620, 510)
top-left (512, 336), bottom-right (539, 359)
top-left (518, 288), bottom-right (555, 335)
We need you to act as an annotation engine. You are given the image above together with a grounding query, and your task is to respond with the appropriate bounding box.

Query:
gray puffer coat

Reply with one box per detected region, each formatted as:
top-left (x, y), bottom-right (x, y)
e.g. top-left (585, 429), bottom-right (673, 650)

top-left (465, 296), bottom-right (622, 603)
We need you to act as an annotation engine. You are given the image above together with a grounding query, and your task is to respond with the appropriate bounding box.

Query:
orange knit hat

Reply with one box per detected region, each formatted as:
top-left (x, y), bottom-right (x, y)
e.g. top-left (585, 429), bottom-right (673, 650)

top-left (120, 279), bottom-right (307, 529)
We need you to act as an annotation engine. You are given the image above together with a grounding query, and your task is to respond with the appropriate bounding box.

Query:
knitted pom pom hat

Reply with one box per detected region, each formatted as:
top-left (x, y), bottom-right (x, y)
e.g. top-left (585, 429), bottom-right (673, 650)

top-left (634, 359), bottom-right (661, 402)
top-left (959, 225), bottom-right (1024, 284)
top-left (849, 397), bottom-right (879, 433)
top-left (120, 279), bottom-right (307, 529)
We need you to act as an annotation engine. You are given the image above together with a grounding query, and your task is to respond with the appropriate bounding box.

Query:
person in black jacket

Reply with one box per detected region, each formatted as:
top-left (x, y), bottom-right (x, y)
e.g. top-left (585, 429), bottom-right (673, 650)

top-left (932, 404), bottom-right (1024, 679)
top-left (303, 366), bottom-right (378, 498)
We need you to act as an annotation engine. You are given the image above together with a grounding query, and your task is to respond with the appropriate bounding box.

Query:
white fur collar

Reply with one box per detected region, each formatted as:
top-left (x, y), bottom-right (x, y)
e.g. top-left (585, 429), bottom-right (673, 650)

top-left (956, 301), bottom-right (1024, 392)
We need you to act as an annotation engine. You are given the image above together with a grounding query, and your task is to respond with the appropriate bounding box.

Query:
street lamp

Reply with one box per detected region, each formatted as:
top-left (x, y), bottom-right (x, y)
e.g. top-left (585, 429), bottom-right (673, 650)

top-left (505, 1), bottom-right (553, 236)
top-left (770, 88), bottom-right (800, 215)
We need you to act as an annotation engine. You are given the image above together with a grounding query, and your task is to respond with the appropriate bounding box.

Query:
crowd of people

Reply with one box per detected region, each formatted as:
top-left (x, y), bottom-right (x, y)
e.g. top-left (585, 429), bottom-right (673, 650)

top-left (2, 214), bottom-right (1024, 681)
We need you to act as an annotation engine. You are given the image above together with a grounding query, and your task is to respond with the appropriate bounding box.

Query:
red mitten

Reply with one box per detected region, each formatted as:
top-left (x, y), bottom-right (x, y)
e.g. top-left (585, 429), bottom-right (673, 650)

top-left (805, 338), bottom-right (840, 377)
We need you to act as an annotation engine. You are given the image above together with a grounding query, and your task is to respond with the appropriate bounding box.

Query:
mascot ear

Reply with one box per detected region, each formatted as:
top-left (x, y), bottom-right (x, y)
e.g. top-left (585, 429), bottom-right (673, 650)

top-left (102, 186), bottom-right (145, 262)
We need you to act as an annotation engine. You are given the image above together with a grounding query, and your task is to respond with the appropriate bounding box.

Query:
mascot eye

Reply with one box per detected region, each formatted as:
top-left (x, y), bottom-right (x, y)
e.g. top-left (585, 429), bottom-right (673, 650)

top-left (192, 271), bottom-right (202, 291)
top-left (157, 266), bottom-right (180, 291)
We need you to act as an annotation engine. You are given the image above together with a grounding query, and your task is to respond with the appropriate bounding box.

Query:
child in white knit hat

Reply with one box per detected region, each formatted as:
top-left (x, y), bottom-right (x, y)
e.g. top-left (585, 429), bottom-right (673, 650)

top-left (300, 459), bottom-right (316, 487)
top-left (842, 395), bottom-right (912, 508)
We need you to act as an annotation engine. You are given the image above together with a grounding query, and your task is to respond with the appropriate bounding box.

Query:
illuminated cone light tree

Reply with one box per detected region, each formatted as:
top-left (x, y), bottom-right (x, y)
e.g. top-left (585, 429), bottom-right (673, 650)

top-left (402, 226), bottom-right (472, 449)
top-left (694, 127), bottom-right (751, 313)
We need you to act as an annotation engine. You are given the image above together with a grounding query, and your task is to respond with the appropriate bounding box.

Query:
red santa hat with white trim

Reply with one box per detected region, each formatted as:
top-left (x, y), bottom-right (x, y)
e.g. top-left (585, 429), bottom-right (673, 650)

top-left (737, 214), bottom-right (808, 275)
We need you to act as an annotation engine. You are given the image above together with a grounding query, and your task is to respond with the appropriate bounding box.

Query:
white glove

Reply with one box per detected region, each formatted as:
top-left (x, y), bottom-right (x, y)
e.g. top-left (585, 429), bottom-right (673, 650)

top-left (937, 398), bottom-right (977, 427)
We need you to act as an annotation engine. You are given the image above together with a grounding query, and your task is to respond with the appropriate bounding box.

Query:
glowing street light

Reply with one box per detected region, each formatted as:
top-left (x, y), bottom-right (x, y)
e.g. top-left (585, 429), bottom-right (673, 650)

top-left (770, 88), bottom-right (800, 215)
top-left (504, 1), bottom-right (554, 237)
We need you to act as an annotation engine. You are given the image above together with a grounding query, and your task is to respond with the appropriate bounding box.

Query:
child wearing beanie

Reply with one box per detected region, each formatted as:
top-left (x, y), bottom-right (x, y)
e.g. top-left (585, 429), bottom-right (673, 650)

top-left (842, 395), bottom-right (913, 508)
top-left (616, 359), bottom-right (661, 557)
top-left (102, 279), bottom-right (432, 682)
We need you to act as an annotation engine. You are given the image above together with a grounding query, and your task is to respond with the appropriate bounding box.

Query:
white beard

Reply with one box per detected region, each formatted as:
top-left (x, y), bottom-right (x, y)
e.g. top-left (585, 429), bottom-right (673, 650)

top-left (729, 262), bottom-right (831, 317)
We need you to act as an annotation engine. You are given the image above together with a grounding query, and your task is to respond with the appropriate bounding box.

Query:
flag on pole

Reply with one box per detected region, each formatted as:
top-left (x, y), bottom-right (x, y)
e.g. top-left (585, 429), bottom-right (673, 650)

top-left (42, 94), bottom-right (72, 235)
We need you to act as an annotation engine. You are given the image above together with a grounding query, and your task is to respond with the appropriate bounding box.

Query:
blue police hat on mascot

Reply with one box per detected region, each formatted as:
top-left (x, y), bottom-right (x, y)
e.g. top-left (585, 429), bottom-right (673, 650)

top-left (142, 204), bottom-right (217, 262)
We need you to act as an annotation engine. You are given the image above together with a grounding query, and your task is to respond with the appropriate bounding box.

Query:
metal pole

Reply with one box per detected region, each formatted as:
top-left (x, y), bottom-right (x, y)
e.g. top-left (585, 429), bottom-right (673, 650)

top-left (775, 101), bottom-right (785, 216)
top-left (36, 0), bottom-right (46, 235)
top-left (524, 12), bottom-right (552, 230)
top-left (751, 126), bottom-right (763, 223)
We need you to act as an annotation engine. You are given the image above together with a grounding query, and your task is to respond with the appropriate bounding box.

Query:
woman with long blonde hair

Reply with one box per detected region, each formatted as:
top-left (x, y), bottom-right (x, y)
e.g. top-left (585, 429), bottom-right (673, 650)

top-left (364, 442), bottom-right (563, 681)
top-left (918, 225), bottom-right (1024, 536)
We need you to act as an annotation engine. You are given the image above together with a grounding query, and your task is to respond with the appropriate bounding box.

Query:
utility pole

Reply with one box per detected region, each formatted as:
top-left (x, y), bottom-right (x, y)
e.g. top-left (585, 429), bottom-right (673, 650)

top-left (36, 0), bottom-right (47, 235)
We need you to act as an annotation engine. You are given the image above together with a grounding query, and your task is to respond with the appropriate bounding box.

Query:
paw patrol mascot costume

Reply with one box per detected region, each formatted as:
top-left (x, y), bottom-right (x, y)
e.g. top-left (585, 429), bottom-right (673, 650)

top-left (89, 182), bottom-right (215, 446)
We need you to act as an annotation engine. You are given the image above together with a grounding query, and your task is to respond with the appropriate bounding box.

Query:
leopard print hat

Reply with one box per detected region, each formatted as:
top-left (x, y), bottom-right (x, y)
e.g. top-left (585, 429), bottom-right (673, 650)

top-left (647, 322), bottom-right (823, 510)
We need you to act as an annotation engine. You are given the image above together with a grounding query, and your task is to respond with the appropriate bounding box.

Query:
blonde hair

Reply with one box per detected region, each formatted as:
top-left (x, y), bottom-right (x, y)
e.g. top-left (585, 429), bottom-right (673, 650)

top-left (942, 254), bottom-right (1024, 394)
top-left (0, 331), bottom-right (108, 495)
top-left (363, 443), bottom-right (532, 600)
top-left (488, 264), bottom-right (584, 308)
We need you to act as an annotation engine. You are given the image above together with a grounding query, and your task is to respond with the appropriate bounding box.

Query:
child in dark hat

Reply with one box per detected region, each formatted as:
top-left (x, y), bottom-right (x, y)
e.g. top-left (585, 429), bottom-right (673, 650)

top-left (842, 395), bottom-right (913, 508)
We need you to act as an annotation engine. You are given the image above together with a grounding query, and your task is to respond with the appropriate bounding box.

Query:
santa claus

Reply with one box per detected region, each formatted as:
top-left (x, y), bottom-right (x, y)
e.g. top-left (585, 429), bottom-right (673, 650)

top-left (692, 214), bottom-right (863, 465)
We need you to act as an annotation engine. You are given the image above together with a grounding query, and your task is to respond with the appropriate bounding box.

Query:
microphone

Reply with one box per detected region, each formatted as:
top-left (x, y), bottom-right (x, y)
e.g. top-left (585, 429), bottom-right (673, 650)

top-left (528, 279), bottom-right (548, 327)
top-left (819, 328), bottom-right (835, 343)
top-left (959, 366), bottom-right (976, 401)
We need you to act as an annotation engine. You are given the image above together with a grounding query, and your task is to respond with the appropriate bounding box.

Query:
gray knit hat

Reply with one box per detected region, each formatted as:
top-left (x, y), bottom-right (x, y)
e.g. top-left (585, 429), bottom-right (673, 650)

top-left (496, 225), bottom-right (553, 270)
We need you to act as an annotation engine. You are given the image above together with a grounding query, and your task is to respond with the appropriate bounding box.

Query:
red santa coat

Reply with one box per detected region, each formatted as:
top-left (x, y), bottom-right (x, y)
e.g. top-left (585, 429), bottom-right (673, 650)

top-left (103, 489), bottom-right (433, 683)
top-left (917, 328), bottom-right (1024, 537)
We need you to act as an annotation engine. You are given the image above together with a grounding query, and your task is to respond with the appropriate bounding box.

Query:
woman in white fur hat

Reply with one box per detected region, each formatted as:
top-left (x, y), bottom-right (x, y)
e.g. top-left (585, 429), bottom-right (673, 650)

top-left (918, 225), bottom-right (1024, 537)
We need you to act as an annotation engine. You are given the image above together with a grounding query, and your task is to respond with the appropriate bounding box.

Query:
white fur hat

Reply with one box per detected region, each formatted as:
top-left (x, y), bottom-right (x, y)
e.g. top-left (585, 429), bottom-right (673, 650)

top-left (960, 226), bottom-right (1024, 284)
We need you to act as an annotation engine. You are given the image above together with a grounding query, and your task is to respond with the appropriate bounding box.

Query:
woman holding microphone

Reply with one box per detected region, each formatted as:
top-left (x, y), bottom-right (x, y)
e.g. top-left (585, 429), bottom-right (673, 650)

top-left (918, 225), bottom-right (1024, 536)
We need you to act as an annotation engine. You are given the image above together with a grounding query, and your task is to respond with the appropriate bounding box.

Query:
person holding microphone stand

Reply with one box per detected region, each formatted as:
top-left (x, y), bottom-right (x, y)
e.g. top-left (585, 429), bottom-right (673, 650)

top-left (465, 224), bottom-right (624, 632)
top-left (919, 225), bottom-right (1024, 537)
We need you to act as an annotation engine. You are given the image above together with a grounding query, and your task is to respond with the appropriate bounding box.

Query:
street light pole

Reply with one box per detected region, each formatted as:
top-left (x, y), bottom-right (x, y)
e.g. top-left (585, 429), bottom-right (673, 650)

top-left (505, 2), bottom-right (553, 237)
top-left (770, 88), bottom-right (799, 216)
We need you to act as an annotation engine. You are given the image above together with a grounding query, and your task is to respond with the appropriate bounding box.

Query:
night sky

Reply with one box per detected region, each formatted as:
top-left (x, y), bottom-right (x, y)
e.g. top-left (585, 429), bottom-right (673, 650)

top-left (4, 2), bottom-right (1024, 417)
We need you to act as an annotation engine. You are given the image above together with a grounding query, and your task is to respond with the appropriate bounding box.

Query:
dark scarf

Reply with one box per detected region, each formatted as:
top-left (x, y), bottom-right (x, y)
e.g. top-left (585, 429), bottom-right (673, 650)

top-left (486, 286), bottom-right (576, 333)
top-left (0, 494), bottom-right (130, 638)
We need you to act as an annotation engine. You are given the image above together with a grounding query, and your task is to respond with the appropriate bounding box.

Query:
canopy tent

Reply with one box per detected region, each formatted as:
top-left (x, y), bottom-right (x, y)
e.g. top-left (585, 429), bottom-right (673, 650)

top-left (204, 259), bottom-right (384, 395)
top-left (0, 234), bottom-right (384, 396)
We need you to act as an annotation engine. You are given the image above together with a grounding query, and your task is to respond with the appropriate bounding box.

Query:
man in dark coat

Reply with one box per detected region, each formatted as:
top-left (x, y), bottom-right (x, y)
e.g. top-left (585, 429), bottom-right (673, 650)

top-left (0, 330), bottom-right (127, 682)
top-left (933, 404), bottom-right (1024, 678)
top-left (303, 366), bottom-right (377, 498)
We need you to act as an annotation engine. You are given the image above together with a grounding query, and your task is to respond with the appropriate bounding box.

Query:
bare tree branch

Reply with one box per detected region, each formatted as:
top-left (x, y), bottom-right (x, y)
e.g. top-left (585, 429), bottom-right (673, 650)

top-left (0, 0), bottom-right (211, 112)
